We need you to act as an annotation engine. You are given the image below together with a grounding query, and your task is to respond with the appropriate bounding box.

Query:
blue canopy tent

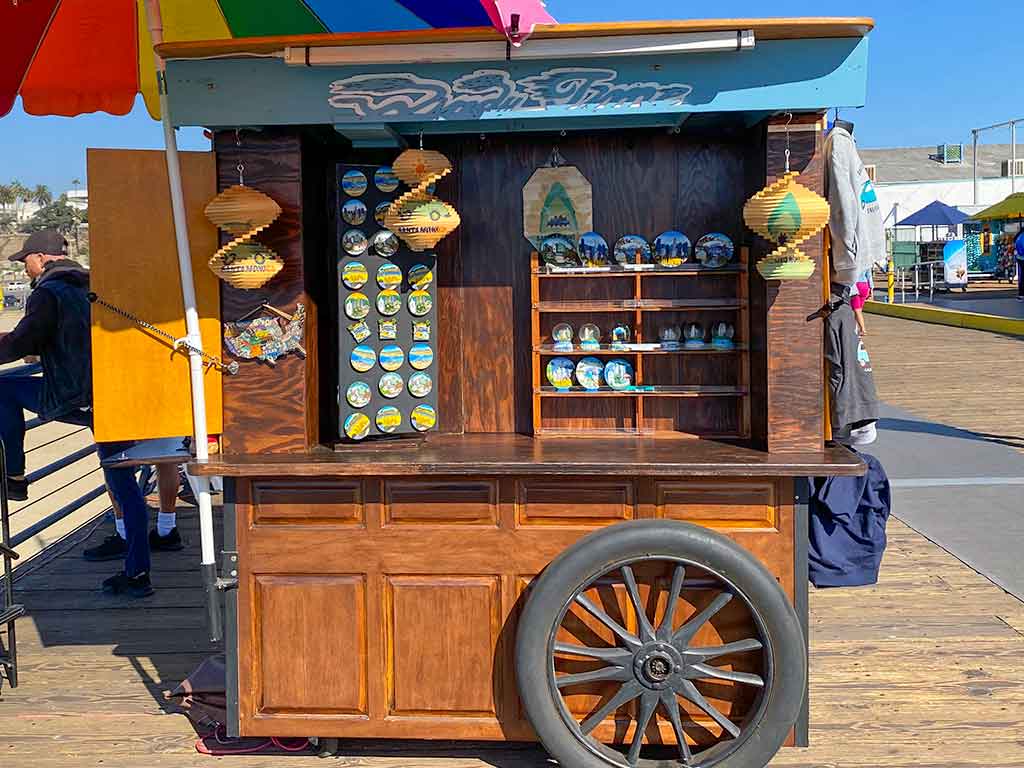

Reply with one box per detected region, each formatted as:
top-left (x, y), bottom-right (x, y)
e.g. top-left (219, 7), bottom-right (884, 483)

top-left (896, 200), bottom-right (969, 227)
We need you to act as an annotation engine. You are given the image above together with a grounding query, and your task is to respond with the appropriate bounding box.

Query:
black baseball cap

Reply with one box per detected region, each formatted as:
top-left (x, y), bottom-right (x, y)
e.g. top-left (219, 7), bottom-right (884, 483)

top-left (9, 230), bottom-right (67, 262)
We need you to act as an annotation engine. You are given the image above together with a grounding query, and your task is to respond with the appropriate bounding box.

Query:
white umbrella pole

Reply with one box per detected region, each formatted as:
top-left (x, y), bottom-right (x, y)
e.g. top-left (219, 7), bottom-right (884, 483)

top-left (143, 0), bottom-right (221, 642)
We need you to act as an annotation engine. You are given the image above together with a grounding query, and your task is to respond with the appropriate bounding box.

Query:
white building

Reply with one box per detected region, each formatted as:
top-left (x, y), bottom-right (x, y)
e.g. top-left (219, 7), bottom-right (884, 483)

top-left (65, 188), bottom-right (88, 212)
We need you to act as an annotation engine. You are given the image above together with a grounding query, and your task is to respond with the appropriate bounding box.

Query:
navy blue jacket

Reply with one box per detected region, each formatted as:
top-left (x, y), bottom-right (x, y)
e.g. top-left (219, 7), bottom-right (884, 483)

top-left (808, 452), bottom-right (891, 588)
top-left (0, 260), bottom-right (92, 421)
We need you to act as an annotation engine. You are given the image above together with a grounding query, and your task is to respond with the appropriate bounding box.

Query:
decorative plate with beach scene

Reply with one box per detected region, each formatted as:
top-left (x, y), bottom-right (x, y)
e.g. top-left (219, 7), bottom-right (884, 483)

top-left (577, 231), bottom-right (610, 267)
top-left (603, 358), bottom-right (634, 390)
top-left (344, 292), bottom-right (370, 320)
top-left (373, 229), bottom-right (400, 258)
top-left (341, 169), bottom-right (368, 197)
top-left (376, 289), bottom-right (402, 316)
top-left (342, 199), bottom-right (367, 226)
top-left (343, 412), bottom-right (371, 440)
top-left (374, 166), bottom-right (400, 193)
top-left (409, 343), bottom-right (433, 370)
top-left (350, 344), bottom-right (376, 372)
top-left (653, 230), bottom-right (691, 268)
top-left (575, 356), bottom-right (604, 390)
top-left (379, 344), bottom-right (405, 371)
top-left (342, 228), bottom-right (368, 256)
top-left (346, 381), bottom-right (372, 408)
top-left (408, 263), bottom-right (433, 290)
top-left (694, 232), bottom-right (735, 268)
top-left (376, 262), bottom-right (403, 289)
top-left (539, 234), bottom-right (580, 267)
top-left (378, 372), bottom-right (404, 398)
top-left (546, 357), bottom-right (574, 389)
top-left (342, 261), bottom-right (368, 289)
top-left (408, 290), bottom-right (432, 316)
top-left (410, 404), bottom-right (437, 431)
top-left (613, 235), bottom-right (652, 265)
top-left (408, 372), bottom-right (432, 398)
top-left (376, 405), bottom-right (402, 433)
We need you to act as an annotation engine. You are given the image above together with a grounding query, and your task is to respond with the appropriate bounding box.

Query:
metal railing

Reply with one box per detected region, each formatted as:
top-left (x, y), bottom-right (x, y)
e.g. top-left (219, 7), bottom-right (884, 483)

top-left (894, 260), bottom-right (945, 303)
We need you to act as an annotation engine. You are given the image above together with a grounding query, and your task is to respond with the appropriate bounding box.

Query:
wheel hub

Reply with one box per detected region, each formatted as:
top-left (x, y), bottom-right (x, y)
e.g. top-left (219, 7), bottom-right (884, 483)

top-left (632, 642), bottom-right (683, 690)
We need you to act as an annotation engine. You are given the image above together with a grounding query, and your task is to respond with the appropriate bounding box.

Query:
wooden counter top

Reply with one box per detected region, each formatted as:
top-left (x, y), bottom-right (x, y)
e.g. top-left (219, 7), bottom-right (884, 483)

top-left (190, 435), bottom-right (864, 478)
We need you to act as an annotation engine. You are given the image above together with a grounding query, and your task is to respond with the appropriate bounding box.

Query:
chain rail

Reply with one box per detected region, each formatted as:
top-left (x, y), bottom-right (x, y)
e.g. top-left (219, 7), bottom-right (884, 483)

top-left (87, 292), bottom-right (238, 375)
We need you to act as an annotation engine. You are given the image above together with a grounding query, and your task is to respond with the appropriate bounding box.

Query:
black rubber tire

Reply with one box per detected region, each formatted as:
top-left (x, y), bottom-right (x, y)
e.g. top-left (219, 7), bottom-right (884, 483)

top-left (515, 519), bottom-right (806, 768)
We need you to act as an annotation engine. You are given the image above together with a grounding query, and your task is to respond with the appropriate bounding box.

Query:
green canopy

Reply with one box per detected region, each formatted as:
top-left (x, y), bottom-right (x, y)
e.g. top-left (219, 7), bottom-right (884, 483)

top-left (972, 192), bottom-right (1024, 221)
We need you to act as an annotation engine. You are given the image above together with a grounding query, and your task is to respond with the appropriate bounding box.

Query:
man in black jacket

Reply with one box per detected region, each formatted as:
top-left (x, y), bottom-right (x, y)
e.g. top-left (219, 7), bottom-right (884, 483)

top-left (0, 230), bottom-right (154, 597)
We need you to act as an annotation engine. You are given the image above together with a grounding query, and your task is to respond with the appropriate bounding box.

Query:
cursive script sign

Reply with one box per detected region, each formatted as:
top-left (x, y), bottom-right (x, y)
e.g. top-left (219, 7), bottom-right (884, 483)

top-left (328, 68), bottom-right (693, 121)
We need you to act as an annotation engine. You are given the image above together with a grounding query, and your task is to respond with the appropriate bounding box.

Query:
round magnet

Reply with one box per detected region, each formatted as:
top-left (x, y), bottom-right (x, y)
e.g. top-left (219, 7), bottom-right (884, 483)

top-left (350, 345), bottom-right (376, 372)
top-left (613, 235), bottom-right (652, 265)
top-left (344, 291), bottom-right (370, 320)
top-left (342, 261), bottom-right (368, 289)
top-left (408, 372), bottom-right (432, 398)
top-left (695, 232), bottom-right (735, 268)
top-left (341, 199), bottom-right (367, 226)
top-left (378, 372), bottom-right (404, 398)
top-left (410, 404), bottom-right (436, 432)
top-left (346, 381), bottom-right (372, 408)
top-left (376, 289), bottom-right (402, 316)
top-left (344, 412), bottom-right (371, 440)
top-left (408, 263), bottom-right (433, 290)
top-left (408, 290), bottom-right (432, 316)
top-left (373, 229), bottom-right (400, 258)
top-left (374, 166), bottom-right (400, 193)
top-left (379, 344), bottom-right (405, 371)
top-left (341, 169), bottom-right (368, 197)
top-left (376, 262), bottom-right (403, 289)
top-left (546, 357), bottom-right (574, 389)
top-left (577, 232), bottom-right (610, 267)
top-left (409, 343), bottom-right (433, 370)
top-left (375, 201), bottom-right (391, 226)
top-left (376, 405), bottom-right (402, 434)
top-left (653, 230), bottom-right (691, 268)
top-left (342, 228), bottom-right (368, 256)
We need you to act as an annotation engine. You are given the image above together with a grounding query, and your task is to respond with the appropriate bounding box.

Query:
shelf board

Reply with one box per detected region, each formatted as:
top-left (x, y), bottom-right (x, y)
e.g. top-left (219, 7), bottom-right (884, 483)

top-left (534, 265), bottom-right (747, 278)
top-left (537, 386), bottom-right (748, 398)
top-left (535, 344), bottom-right (746, 355)
top-left (535, 430), bottom-right (745, 439)
top-left (534, 299), bottom-right (744, 313)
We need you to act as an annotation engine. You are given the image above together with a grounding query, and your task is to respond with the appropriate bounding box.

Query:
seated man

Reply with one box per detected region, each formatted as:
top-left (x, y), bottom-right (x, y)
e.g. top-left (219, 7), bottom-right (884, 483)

top-left (0, 230), bottom-right (154, 597)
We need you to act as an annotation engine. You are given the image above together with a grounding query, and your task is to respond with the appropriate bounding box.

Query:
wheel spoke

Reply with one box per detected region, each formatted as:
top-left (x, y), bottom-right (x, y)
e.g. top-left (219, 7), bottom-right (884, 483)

top-left (688, 663), bottom-right (764, 688)
top-left (672, 592), bottom-right (733, 647)
top-left (621, 565), bottom-right (657, 642)
top-left (555, 642), bottom-right (633, 664)
top-left (575, 594), bottom-right (641, 650)
top-left (627, 691), bottom-right (658, 766)
top-left (682, 638), bottom-right (763, 662)
top-left (677, 680), bottom-right (741, 739)
top-left (556, 665), bottom-right (632, 688)
top-left (579, 681), bottom-right (643, 735)
top-left (657, 564), bottom-right (687, 641)
top-left (660, 690), bottom-right (693, 764)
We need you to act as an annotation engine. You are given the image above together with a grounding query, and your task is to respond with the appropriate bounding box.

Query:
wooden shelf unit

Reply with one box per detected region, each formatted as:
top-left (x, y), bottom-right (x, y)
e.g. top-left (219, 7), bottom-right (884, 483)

top-left (530, 248), bottom-right (751, 438)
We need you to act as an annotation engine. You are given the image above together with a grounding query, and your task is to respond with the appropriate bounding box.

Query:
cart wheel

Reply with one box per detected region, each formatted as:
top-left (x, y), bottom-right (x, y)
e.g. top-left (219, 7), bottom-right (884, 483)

top-left (515, 519), bottom-right (805, 768)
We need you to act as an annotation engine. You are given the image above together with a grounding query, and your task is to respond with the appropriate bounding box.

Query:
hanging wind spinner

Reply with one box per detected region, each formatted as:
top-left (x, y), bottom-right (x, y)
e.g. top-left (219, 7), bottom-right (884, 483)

top-left (384, 149), bottom-right (461, 251)
top-left (204, 184), bottom-right (284, 289)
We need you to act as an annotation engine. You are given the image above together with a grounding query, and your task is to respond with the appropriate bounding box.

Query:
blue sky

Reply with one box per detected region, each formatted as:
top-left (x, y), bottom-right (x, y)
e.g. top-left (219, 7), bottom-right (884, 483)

top-left (0, 0), bottom-right (1018, 194)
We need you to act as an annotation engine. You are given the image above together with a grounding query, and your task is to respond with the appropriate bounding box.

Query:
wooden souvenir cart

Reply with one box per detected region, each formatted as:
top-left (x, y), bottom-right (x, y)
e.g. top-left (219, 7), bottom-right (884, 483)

top-left (150, 16), bottom-right (873, 768)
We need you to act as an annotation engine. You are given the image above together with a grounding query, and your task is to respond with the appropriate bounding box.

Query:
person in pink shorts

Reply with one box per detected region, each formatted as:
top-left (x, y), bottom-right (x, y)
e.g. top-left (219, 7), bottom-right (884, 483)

top-left (850, 274), bottom-right (871, 335)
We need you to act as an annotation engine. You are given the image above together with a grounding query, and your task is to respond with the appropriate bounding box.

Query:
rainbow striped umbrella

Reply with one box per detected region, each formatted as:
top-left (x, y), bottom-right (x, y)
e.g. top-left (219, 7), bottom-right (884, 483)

top-left (0, 0), bottom-right (556, 119)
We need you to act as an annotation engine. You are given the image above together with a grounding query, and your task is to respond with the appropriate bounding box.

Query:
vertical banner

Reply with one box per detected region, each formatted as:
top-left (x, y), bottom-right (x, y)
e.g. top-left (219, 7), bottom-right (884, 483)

top-left (943, 240), bottom-right (968, 289)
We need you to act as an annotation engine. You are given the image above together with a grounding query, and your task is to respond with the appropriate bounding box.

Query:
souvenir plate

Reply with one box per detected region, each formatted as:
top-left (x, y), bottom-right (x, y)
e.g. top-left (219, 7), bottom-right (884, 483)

top-left (579, 323), bottom-right (601, 351)
top-left (346, 381), bottom-right (372, 408)
top-left (377, 289), bottom-right (402, 316)
top-left (613, 235), bottom-right (652, 265)
top-left (546, 357), bottom-right (574, 389)
top-left (379, 344), bottom-right (405, 371)
top-left (376, 405), bottom-right (402, 434)
top-left (410, 404), bottom-right (437, 432)
top-left (344, 292), bottom-right (370, 320)
top-left (344, 412), bottom-right (371, 440)
top-left (653, 230), bottom-right (691, 268)
top-left (350, 344), bottom-right (376, 372)
top-left (374, 201), bottom-right (391, 227)
top-left (539, 234), bottom-right (580, 267)
top-left (342, 228), bottom-right (368, 256)
top-left (378, 318), bottom-right (398, 340)
top-left (695, 232), bottom-right (735, 268)
top-left (603, 359), bottom-right (634, 390)
top-left (413, 320), bottom-right (431, 341)
top-left (374, 166), bottom-right (400, 193)
top-left (341, 169), bottom-right (368, 197)
top-left (347, 320), bottom-right (371, 342)
top-left (373, 229), bottom-right (400, 258)
top-left (575, 356), bottom-right (604, 390)
top-left (376, 262), bottom-right (403, 289)
top-left (409, 343), bottom-right (433, 370)
top-left (378, 372), bottom-right (404, 398)
top-left (341, 199), bottom-right (367, 226)
top-left (408, 372), bottom-right (432, 398)
top-left (408, 263), bottom-right (433, 290)
top-left (578, 232), bottom-right (610, 267)
top-left (408, 290), bottom-right (432, 316)
top-left (342, 261), bottom-right (368, 289)
top-left (552, 322), bottom-right (573, 352)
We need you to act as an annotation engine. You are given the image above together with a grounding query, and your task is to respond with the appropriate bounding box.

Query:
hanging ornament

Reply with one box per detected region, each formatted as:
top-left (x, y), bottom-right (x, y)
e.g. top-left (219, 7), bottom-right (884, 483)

top-left (743, 115), bottom-right (830, 280)
top-left (204, 155), bottom-right (284, 289)
top-left (384, 147), bottom-right (461, 252)
top-left (223, 303), bottom-right (306, 366)
top-left (522, 148), bottom-right (593, 248)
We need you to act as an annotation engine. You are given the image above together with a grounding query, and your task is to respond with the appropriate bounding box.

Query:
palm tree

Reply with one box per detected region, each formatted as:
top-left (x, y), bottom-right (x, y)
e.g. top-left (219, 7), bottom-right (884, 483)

top-left (32, 184), bottom-right (52, 207)
top-left (9, 180), bottom-right (29, 220)
top-left (0, 183), bottom-right (14, 211)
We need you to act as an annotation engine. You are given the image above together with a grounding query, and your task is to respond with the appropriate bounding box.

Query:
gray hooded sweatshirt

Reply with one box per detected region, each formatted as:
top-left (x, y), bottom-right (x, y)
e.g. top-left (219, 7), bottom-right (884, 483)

top-left (824, 126), bottom-right (885, 285)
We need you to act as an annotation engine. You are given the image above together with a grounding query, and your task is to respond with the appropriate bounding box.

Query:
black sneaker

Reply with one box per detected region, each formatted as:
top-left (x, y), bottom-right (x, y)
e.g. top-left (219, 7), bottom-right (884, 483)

top-left (102, 571), bottom-right (154, 598)
top-left (5, 477), bottom-right (27, 502)
top-left (149, 527), bottom-right (185, 552)
top-left (83, 534), bottom-right (127, 561)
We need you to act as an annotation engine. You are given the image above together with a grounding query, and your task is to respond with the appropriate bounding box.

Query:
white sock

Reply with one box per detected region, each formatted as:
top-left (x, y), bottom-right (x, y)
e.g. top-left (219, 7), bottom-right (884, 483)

top-left (115, 518), bottom-right (126, 539)
top-left (157, 511), bottom-right (176, 537)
